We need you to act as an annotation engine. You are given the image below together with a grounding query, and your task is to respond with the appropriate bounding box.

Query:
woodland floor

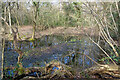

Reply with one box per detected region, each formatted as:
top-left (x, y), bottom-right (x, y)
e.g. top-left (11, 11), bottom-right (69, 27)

top-left (17, 26), bottom-right (99, 40)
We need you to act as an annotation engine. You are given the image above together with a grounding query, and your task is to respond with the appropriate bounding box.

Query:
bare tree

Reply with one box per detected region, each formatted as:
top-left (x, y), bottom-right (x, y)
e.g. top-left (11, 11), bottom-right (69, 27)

top-left (83, 2), bottom-right (119, 65)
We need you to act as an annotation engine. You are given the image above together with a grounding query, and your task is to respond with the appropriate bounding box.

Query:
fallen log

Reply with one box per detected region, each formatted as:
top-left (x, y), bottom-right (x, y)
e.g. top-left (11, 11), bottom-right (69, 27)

top-left (82, 64), bottom-right (120, 78)
top-left (4, 60), bottom-right (74, 80)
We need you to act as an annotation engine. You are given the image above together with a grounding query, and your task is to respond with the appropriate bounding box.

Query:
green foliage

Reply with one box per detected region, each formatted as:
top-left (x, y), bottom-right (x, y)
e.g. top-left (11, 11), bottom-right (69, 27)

top-left (70, 38), bottom-right (77, 42)
top-left (29, 38), bottom-right (36, 41)
top-left (23, 15), bottom-right (32, 25)
top-left (99, 48), bottom-right (120, 64)
top-left (2, 2), bottom-right (88, 29)
top-left (62, 2), bottom-right (82, 27)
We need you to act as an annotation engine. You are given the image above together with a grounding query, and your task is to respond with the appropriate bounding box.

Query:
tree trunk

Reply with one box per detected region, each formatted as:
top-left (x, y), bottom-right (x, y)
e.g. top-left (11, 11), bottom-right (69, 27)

top-left (32, 2), bottom-right (39, 40)
top-left (15, 2), bottom-right (21, 40)
top-left (118, 26), bottom-right (120, 45)
top-left (32, 23), bottom-right (36, 39)
top-left (1, 38), bottom-right (5, 80)
top-left (8, 2), bottom-right (12, 34)
top-left (4, 5), bottom-right (6, 22)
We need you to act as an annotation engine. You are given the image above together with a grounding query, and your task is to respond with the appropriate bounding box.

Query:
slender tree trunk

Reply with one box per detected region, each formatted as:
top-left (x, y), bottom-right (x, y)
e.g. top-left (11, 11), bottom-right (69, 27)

top-left (4, 6), bottom-right (6, 22)
top-left (32, 22), bottom-right (36, 39)
top-left (1, 38), bottom-right (5, 79)
top-left (8, 2), bottom-right (12, 34)
top-left (32, 2), bottom-right (39, 40)
top-left (1, 3), bottom-right (4, 26)
top-left (118, 26), bottom-right (120, 45)
top-left (15, 16), bottom-right (21, 40)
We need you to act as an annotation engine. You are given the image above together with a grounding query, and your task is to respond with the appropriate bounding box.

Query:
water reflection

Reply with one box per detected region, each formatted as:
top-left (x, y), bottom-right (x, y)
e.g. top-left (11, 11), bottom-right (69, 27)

top-left (4, 35), bottom-right (100, 70)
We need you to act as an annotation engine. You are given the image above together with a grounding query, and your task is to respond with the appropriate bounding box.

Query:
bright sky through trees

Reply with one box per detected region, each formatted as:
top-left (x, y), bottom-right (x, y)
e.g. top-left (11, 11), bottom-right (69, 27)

top-left (1, 0), bottom-right (119, 2)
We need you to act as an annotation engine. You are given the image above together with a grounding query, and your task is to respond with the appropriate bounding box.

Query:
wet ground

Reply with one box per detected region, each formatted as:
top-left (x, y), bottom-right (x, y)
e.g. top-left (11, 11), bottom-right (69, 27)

top-left (4, 35), bottom-right (100, 70)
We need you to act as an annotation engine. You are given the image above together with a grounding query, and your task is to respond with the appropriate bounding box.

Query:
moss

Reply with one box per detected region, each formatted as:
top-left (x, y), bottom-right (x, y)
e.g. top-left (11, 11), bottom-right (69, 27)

top-left (18, 67), bottom-right (25, 75)
top-left (29, 38), bottom-right (36, 41)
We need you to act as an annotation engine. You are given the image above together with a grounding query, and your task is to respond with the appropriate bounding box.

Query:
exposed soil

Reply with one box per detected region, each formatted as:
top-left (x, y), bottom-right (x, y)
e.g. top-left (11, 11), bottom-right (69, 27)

top-left (18, 26), bottom-right (99, 40)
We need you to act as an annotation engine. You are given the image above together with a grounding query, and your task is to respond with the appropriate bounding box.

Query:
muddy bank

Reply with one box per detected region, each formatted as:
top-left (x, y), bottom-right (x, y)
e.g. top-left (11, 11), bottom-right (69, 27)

top-left (7, 26), bottom-right (99, 40)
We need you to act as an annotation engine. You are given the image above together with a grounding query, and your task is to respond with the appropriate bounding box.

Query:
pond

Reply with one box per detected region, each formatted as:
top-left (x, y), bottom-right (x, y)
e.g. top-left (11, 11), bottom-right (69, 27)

top-left (4, 35), bottom-right (101, 71)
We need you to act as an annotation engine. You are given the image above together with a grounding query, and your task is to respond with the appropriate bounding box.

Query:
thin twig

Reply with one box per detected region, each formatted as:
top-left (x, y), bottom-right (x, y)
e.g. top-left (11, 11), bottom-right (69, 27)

top-left (110, 5), bottom-right (118, 32)
top-left (1, 17), bottom-right (9, 27)
top-left (36, 72), bottom-right (40, 78)
top-left (115, 1), bottom-right (120, 17)
top-left (77, 52), bottom-right (100, 66)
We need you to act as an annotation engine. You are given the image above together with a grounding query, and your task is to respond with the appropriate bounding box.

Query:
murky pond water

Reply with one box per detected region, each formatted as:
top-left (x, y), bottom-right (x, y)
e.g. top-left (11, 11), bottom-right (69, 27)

top-left (4, 35), bottom-right (100, 70)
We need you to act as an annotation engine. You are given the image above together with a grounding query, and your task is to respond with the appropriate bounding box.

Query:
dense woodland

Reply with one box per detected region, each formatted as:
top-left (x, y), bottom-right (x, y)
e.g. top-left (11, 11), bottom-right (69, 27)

top-left (0, 1), bottom-right (120, 79)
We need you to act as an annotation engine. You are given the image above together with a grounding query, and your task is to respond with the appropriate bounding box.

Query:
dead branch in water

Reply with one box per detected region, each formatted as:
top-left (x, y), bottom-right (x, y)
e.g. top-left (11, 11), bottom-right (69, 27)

top-left (87, 33), bottom-right (117, 66)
